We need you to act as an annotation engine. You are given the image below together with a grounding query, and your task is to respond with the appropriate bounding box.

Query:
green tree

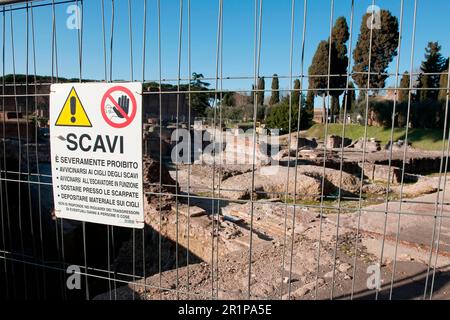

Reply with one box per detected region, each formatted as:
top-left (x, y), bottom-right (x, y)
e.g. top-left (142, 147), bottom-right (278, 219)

top-left (330, 17), bottom-right (350, 121)
top-left (305, 90), bottom-right (315, 123)
top-left (308, 40), bottom-right (338, 123)
top-left (398, 71), bottom-right (410, 103)
top-left (257, 77), bottom-right (265, 106)
top-left (330, 96), bottom-right (339, 122)
top-left (266, 93), bottom-right (309, 133)
top-left (292, 79), bottom-right (301, 106)
top-left (438, 59), bottom-right (449, 102)
top-left (187, 72), bottom-right (211, 116)
top-left (269, 74), bottom-right (280, 106)
top-left (418, 42), bottom-right (446, 101)
top-left (248, 84), bottom-right (255, 105)
top-left (222, 92), bottom-right (235, 106)
top-left (291, 79), bottom-right (312, 125)
top-left (352, 10), bottom-right (399, 96)
top-left (191, 72), bottom-right (210, 87)
top-left (344, 81), bottom-right (356, 114)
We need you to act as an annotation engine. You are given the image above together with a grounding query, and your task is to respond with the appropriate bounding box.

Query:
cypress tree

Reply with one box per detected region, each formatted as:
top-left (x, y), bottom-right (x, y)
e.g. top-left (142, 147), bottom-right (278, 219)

top-left (330, 96), bottom-right (339, 122)
top-left (398, 71), bottom-right (410, 103)
top-left (352, 9), bottom-right (399, 96)
top-left (330, 17), bottom-right (350, 121)
top-left (257, 77), bottom-right (265, 106)
top-left (308, 40), bottom-right (337, 123)
top-left (305, 90), bottom-right (315, 123)
top-left (418, 42), bottom-right (446, 101)
top-left (345, 81), bottom-right (356, 114)
top-left (269, 74), bottom-right (280, 106)
top-left (292, 79), bottom-right (301, 106)
top-left (249, 84), bottom-right (255, 104)
top-left (438, 58), bottom-right (449, 102)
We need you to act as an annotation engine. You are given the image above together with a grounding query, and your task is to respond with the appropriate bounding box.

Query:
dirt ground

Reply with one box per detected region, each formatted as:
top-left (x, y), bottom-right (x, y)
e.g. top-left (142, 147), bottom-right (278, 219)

top-left (94, 147), bottom-right (450, 300)
top-left (94, 200), bottom-right (450, 300)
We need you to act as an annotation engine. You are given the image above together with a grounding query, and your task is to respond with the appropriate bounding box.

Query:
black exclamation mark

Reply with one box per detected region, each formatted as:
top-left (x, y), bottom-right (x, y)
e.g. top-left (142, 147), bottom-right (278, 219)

top-left (70, 96), bottom-right (76, 123)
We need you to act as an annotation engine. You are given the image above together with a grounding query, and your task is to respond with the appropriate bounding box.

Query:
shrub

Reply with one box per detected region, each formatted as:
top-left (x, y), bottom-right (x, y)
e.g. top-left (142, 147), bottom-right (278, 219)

top-left (352, 97), bottom-right (447, 129)
top-left (352, 99), bottom-right (394, 127)
top-left (206, 104), bottom-right (267, 124)
top-left (265, 95), bottom-right (312, 134)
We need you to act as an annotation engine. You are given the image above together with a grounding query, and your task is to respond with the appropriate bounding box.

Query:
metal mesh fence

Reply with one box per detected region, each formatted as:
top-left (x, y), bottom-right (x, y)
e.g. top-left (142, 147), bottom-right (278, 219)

top-left (0, 0), bottom-right (450, 300)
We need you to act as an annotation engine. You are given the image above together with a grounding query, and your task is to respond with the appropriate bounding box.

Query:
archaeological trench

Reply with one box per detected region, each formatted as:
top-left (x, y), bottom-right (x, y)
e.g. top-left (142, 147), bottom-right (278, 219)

top-left (1, 129), bottom-right (450, 300)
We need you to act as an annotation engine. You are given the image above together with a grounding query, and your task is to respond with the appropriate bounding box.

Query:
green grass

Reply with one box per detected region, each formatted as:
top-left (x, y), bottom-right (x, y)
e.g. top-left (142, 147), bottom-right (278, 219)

top-left (305, 124), bottom-right (447, 151)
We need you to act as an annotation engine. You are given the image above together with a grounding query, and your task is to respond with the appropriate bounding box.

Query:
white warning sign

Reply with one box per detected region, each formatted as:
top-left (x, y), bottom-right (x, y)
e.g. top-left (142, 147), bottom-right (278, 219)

top-left (50, 82), bottom-right (144, 229)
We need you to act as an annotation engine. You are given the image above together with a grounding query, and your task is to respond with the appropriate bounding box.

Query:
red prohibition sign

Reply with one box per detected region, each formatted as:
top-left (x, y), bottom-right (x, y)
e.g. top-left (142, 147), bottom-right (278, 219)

top-left (101, 86), bottom-right (137, 128)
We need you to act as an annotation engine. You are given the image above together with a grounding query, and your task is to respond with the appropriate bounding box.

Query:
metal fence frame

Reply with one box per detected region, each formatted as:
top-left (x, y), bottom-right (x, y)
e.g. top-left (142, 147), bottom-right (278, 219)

top-left (0, 0), bottom-right (449, 300)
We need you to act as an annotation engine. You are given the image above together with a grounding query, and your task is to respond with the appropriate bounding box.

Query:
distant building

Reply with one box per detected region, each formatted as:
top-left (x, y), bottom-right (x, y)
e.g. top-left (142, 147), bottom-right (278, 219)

top-left (233, 92), bottom-right (250, 106)
top-left (0, 111), bottom-right (36, 141)
top-left (2, 83), bottom-right (194, 124)
top-left (143, 87), bottom-right (192, 123)
top-left (374, 88), bottom-right (396, 101)
top-left (2, 83), bottom-right (49, 118)
top-left (313, 109), bottom-right (324, 123)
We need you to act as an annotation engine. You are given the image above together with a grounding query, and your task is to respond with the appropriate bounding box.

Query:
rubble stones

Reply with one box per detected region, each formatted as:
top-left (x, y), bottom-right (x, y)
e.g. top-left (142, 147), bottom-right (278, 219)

top-left (174, 205), bottom-right (206, 217)
top-left (361, 163), bottom-right (402, 184)
top-left (290, 137), bottom-right (318, 150)
top-left (338, 262), bottom-right (352, 273)
top-left (220, 165), bottom-right (360, 200)
top-left (143, 156), bottom-right (179, 203)
top-left (327, 135), bottom-right (352, 149)
top-left (220, 168), bottom-right (324, 200)
top-left (353, 138), bottom-right (381, 152)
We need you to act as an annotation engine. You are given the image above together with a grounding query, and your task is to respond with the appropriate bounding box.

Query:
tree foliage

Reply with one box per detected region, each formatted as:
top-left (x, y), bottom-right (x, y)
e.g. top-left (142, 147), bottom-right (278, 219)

top-left (308, 17), bottom-right (350, 122)
top-left (191, 72), bottom-right (210, 87)
top-left (352, 10), bottom-right (399, 95)
top-left (439, 59), bottom-right (449, 102)
top-left (248, 85), bottom-right (255, 105)
top-left (330, 17), bottom-right (350, 102)
top-left (266, 94), bottom-right (311, 133)
top-left (269, 74), bottom-right (280, 106)
top-left (398, 71), bottom-right (410, 103)
top-left (257, 77), bottom-right (265, 106)
top-left (308, 40), bottom-right (337, 122)
top-left (292, 79), bottom-right (301, 106)
top-left (352, 98), bottom-right (447, 129)
top-left (185, 72), bottom-right (211, 116)
top-left (330, 96), bottom-right (339, 120)
top-left (305, 90), bottom-right (315, 120)
top-left (344, 81), bottom-right (356, 114)
top-left (418, 42), bottom-right (447, 101)
top-left (222, 92), bottom-right (236, 106)
top-left (308, 40), bottom-right (334, 98)
top-left (207, 104), bottom-right (265, 123)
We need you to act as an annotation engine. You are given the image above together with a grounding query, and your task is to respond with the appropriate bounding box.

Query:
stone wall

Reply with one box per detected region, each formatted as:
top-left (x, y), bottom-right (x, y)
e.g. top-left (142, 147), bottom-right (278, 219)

top-left (361, 163), bottom-right (402, 184)
top-left (326, 135), bottom-right (352, 149)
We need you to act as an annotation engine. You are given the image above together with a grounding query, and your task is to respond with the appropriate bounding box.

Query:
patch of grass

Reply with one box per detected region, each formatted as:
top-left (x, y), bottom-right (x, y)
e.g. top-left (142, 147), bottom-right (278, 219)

top-left (281, 197), bottom-right (315, 205)
top-left (304, 123), bottom-right (446, 151)
top-left (195, 191), bottom-right (213, 198)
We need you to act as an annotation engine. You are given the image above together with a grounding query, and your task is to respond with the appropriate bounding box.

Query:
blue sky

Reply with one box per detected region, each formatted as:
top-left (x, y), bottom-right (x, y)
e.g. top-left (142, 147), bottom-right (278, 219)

top-left (1, 0), bottom-right (450, 105)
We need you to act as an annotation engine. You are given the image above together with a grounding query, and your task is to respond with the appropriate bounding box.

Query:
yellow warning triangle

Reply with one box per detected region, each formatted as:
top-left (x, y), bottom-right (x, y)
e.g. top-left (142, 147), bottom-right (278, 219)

top-left (55, 87), bottom-right (92, 127)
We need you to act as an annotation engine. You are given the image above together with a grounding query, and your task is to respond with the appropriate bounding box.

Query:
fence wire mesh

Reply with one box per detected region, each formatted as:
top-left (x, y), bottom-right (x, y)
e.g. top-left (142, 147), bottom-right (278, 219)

top-left (0, 0), bottom-right (450, 300)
